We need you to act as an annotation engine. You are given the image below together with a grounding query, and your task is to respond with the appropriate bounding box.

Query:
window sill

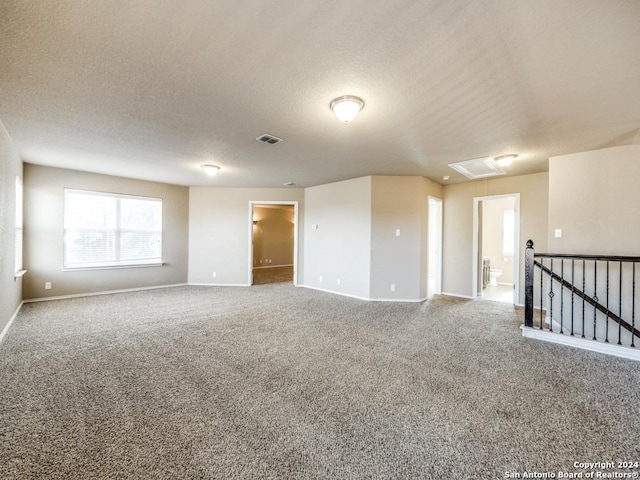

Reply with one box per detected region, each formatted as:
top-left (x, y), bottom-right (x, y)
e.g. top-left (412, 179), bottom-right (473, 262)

top-left (63, 263), bottom-right (165, 272)
top-left (14, 269), bottom-right (27, 280)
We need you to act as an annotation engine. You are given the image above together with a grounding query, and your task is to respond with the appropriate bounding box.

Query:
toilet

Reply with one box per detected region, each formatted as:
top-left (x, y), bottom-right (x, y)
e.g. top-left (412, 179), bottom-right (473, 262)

top-left (489, 269), bottom-right (502, 286)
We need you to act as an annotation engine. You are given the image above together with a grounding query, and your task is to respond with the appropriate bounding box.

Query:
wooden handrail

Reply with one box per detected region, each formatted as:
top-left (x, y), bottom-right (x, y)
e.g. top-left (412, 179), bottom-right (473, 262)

top-left (535, 253), bottom-right (640, 263)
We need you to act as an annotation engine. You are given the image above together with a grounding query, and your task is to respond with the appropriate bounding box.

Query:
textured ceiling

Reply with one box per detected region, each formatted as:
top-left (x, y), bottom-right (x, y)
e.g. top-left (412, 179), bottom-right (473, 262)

top-left (1, 0), bottom-right (639, 187)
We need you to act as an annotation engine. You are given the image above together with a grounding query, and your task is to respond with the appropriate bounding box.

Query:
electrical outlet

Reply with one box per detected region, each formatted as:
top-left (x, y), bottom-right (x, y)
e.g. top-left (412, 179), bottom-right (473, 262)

top-left (212, 272), bottom-right (217, 278)
top-left (319, 275), bottom-right (323, 282)
top-left (555, 229), bottom-right (562, 238)
top-left (45, 282), bottom-right (52, 290)
top-left (390, 284), bottom-right (396, 292)
top-left (395, 229), bottom-right (401, 237)
top-left (337, 279), bottom-right (341, 285)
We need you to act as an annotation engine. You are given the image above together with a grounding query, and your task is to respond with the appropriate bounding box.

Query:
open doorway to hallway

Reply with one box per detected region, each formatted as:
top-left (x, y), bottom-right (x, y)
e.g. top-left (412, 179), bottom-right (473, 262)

top-left (473, 194), bottom-right (520, 304)
top-left (249, 202), bottom-right (298, 285)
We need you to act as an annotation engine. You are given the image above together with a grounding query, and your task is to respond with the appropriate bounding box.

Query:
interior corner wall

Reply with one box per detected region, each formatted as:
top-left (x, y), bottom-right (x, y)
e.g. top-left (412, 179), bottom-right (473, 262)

top-left (302, 177), bottom-right (371, 299)
top-left (442, 172), bottom-right (549, 303)
top-left (370, 176), bottom-right (442, 300)
top-left (0, 120), bottom-right (23, 334)
top-left (23, 164), bottom-right (189, 299)
top-left (548, 145), bottom-right (640, 255)
top-left (188, 187), bottom-right (304, 286)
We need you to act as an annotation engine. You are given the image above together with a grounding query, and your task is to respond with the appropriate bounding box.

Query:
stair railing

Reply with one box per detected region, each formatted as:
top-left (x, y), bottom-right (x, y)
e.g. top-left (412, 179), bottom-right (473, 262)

top-left (524, 240), bottom-right (640, 347)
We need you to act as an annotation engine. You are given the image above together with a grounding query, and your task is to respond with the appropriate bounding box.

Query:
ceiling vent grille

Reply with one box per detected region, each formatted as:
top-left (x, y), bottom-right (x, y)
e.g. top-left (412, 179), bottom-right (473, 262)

top-left (448, 156), bottom-right (506, 180)
top-left (256, 134), bottom-right (283, 145)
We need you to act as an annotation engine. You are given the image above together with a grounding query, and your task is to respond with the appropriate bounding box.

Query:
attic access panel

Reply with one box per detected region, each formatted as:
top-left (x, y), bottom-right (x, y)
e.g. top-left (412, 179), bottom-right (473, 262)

top-left (448, 157), bottom-right (506, 180)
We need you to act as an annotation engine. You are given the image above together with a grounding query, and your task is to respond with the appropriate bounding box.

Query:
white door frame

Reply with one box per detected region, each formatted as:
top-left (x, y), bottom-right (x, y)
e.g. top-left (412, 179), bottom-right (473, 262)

top-left (428, 196), bottom-right (443, 297)
top-left (248, 201), bottom-right (299, 286)
top-left (472, 193), bottom-right (520, 303)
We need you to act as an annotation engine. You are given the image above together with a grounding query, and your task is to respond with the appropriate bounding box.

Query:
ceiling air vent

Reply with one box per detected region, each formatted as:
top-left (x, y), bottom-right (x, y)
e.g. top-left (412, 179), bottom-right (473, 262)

top-left (256, 134), bottom-right (283, 145)
top-left (448, 156), bottom-right (506, 180)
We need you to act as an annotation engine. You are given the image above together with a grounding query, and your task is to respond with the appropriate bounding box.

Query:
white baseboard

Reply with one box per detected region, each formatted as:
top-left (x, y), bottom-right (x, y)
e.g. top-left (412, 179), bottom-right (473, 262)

top-left (188, 283), bottom-right (251, 287)
top-left (24, 283), bottom-right (189, 303)
top-left (297, 284), bottom-right (370, 301)
top-left (441, 291), bottom-right (474, 300)
top-left (252, 264), bottom-right (293, 270)
top-left (0, 301), bottom-right (24, 344)
top-left (521, 325), bottom-right (640, 362)
top-left (369, 296), bottom-right (427, 303)
top-left (299, 285), bottom-right (427, 303)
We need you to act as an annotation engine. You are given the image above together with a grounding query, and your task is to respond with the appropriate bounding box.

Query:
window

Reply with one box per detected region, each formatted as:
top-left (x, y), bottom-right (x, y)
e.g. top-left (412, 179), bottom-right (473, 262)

top-left (503, 209), bottom-right (515, 256)
top-left (63, 189), bottom-right (162, 269)
top-left (15, 176), bottom-right (23, 274)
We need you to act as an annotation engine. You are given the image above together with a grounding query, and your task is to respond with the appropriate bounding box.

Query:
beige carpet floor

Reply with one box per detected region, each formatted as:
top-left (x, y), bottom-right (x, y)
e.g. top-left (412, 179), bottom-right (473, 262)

top-left (1, 284), bottom-right (639, 479)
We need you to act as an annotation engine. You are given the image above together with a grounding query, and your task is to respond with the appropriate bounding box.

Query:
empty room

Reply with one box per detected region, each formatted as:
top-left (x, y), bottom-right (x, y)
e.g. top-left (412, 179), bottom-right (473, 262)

top-left (1, 1), bottom-right (640, 479)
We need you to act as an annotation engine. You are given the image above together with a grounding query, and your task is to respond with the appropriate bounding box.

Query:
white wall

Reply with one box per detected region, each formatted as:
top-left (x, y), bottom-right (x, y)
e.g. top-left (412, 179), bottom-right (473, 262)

top-left (442, 172), bottom-right (549, 303)
top-left (546, 145), bottom-right (640, 344)
top-left (302, 177), bottom-right (372, 299)
top-left (548, 145), bottom-right (640, 254)
top-left (0, 120), bottom-right (23, 333)
top-left (370, 176), bottom-right (442, 300)
top-left (189, 187), bottom-right (304, 285)
top-left (23, 164), bottom-right (189, 299)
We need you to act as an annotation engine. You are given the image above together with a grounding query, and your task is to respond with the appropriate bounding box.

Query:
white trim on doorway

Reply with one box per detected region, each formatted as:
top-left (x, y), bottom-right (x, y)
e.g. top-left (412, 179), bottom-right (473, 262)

top-left (472, 193), bottom-right (520, 304)
top-left (248, 201), bottom-right (299, 286)
top-left (428, 196), bottom-right (443, 298)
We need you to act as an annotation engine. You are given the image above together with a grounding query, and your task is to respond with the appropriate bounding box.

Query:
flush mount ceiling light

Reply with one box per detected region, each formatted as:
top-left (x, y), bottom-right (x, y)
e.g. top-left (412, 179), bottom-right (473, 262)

top-left (330, 95), bottom-right (364, 123)
top-left (201, 164), bottom-right (221, 176)
top-left (495, 154), bottom-right (518, 167)
top-left (448, 156), bottom-right (505, 180)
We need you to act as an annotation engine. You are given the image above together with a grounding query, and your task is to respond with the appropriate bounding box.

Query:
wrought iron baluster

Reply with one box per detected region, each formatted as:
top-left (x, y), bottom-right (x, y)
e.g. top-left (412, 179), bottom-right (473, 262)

top-left (571, 259), bottom-right (575, 336)
top-left (618, 261), bottom-right (623, 345)
top-left (605, 260), bottom-right (610, 343)
top-left (540, 258), bottom-right (544, 330)
top-left (593, 260), bottom-right (598, 341)
top-left (560, 259), bottom-right (564, 334)
top-left (549, 258), bottom-right (554, 332)
top-left (633, 263), bottom-right (636, 348)
top-left (582, 259), bottom-right (585, 338)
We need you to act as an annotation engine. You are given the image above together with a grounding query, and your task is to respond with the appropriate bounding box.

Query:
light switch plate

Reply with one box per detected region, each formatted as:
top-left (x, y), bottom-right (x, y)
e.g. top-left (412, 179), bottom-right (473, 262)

top-left (554, 229), bottom-right (562, 238)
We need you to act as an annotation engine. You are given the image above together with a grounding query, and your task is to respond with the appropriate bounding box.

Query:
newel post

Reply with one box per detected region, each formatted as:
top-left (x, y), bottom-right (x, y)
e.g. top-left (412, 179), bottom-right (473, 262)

top-left (524, 239), bottom-right (534, 328)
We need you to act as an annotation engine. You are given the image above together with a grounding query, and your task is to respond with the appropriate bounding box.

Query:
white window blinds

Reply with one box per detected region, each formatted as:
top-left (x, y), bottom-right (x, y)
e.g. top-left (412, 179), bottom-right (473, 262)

top-left (63, 189), bottom-right (162, 269)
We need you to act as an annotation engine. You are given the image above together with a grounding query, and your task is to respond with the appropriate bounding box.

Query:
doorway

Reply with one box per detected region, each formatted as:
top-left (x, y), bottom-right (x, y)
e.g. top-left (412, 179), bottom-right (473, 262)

top-left (472, 194), bottom-right (520, 304)
top-left (248, 201), bottom-right (298, 286)
top-left (428, 197), bottom-right (443, 298)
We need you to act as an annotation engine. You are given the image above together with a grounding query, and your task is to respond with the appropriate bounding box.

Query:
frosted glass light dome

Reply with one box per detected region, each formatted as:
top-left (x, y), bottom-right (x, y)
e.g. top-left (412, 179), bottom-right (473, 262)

top-left (330, 96), bottom-right (364, 123)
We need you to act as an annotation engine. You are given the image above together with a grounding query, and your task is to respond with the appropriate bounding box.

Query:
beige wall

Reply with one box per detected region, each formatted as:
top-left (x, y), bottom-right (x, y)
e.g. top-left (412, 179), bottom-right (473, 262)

top-left (23, 164), bottom-right (189, 299)
top-left (252, 205), bottom-right (295, 267)
top-left (370, 176), bottom-right (442, 300)
top-left (482, 196), bottom-right (515, 285)
top-left (442, 172), bottom-right (549, 303)
top-left (303, 177), bottom-right (372, 299)
top-left (189, 187), bottom-right (303, 285)
top-left (548, 145), bottom-right (640, 255)
top-left (0, 121), bottom-right (23, 333)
